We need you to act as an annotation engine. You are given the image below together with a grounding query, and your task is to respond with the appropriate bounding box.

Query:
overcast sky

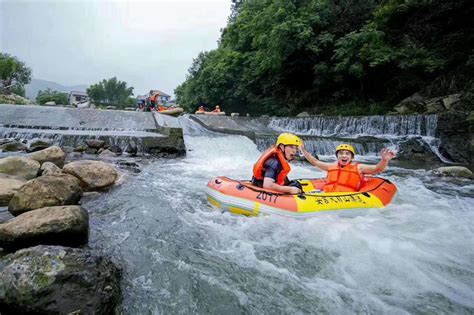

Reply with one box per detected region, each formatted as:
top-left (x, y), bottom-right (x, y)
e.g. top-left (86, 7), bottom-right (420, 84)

top-left (0, 0), bottom-right (231, 97)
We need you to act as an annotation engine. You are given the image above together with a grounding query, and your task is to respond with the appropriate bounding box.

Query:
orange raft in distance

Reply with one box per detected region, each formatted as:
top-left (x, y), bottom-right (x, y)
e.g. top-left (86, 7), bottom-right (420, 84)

top-left (206, 176), bottom-right (397, 218)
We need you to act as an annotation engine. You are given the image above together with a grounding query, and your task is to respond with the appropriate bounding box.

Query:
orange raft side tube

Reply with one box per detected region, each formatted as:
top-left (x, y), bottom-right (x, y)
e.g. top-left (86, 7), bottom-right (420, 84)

top-left (206, 176), bottom-right (397, 218)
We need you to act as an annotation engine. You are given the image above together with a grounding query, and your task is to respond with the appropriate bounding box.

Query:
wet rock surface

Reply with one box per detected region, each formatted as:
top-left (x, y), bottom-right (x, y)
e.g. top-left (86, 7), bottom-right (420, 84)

top-left (28, 145), bottom-right (66, 168)
top-left (0, 156), bottom-right (40, 180)
top-left (0, 205), bottom-right (89, 251)
top-left (433, 166), bottom-right (473, 178)
top-left (8, 173), bottom-right (83, 216)
top-left (63, 160), bottom-right (118, 191)
top-left (0, 245), bottom-right (122, 314)
top-left (0, 174), bottom-right (26, 206)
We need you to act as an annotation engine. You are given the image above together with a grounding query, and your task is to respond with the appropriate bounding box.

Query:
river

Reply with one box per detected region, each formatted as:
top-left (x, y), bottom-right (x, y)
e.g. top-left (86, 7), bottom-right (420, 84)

top-left (84, 118), bottom-right (474, 314)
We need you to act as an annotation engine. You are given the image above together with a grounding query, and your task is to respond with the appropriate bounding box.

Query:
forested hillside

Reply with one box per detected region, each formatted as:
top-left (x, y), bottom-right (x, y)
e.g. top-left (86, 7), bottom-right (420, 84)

top-left (176, 0), bottom-right (473, 116)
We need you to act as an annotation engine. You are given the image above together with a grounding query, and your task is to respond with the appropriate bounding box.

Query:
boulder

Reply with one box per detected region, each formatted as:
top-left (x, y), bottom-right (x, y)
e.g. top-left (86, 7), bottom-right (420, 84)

top-left (27, 138), bottom-right (51, 152)
top-left (44, 101), bottom-right (56, 105)
top-left (296, 112), bottom-right (310, 117)
top-left (0, 141), bottom-right (27, 152)
top-left (0, 245), bottom-right (122, 314)
top-left (99, 149), bottom-right (117, 158)
top-left (0, 205), bottom-right (89, 251)
top-left (394, 93), bottom-right (425, 114)
top-left (63, 160), bottom-right (118, 191)
top-left (0, 156), bottom-right (40, 180)
top-left (40, 161), bottom-right (62, 176)
top-left (397, 138), bottom-right (440, 161)
top-left (85, 147), bottom-right (98, 154)
top-left (85, 139), bottom-right (105, 149)
top-left (73, 144), bottom-right (88, 152)
top-left (0, 174), bottom-right (26, 206)
top-left (60, 146), bottom-right (74, 154)
top-left (28, 146), bottom-right (65, 168)
top-left (433, 166), bottom-right (473, 178)
top-left (125, 140), bottom-right (138, 156)
top-left (108, 145), bottom-right (122, 155)
top-left (230, 112), bottom-right (240, 117)
top-left (8, 173), bottom-right (82, 216)
top-left (442, 94), bottom-right (462, 110)
top-left (424, 98), bottom-right (445, 114)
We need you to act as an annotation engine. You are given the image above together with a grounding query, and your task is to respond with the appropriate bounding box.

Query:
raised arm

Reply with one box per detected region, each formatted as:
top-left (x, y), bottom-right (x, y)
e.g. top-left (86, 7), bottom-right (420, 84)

top-left (359, 148), bottom-right (396, 174)
top-left (300, 144), bottom-right (333, 171)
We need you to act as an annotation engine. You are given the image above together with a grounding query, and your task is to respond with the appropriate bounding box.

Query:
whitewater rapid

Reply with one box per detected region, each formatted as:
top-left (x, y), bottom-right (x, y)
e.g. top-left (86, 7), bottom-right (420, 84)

top-left (86, 133), bottom-right (474, 314)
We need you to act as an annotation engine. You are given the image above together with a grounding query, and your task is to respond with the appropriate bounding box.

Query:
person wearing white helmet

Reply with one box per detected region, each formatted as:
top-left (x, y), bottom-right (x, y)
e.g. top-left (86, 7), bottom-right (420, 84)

top-left (252, 133), bottom-right (303, 194)
top-left (300, 143), bottom-right (396, 192)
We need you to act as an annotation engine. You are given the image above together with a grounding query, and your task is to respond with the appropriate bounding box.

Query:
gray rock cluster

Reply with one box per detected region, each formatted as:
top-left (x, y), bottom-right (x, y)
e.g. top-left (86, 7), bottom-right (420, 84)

top-left (0, 146), bottom-right (122, 313)
top-left (72, 138), bottom-right (138, 157)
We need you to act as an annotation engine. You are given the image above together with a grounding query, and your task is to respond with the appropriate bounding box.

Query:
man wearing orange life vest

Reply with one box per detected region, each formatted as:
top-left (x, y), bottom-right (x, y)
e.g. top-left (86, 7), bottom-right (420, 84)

top-left (300, 144), bottom-right (396, 192)
top-left (251, 133), bottom-right (303, 194)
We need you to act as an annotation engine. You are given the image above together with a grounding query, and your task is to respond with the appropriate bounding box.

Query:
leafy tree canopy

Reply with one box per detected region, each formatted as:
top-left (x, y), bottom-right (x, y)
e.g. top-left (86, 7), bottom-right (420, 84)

top-left (176, 0), bottom-right (474, 116)
top-left (0, 53), bottom-right (32, 94)
top-left (36, 88), bottom-right (68, 105)
top-left (87, 77), bottom-right (134, 109)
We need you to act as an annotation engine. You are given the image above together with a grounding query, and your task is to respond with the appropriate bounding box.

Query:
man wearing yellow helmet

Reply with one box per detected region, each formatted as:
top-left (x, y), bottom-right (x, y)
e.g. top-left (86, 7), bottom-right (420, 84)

top-left (300, 143), bottom-right (396, 192)
top-left (252, 133), bottom-right (303, 194)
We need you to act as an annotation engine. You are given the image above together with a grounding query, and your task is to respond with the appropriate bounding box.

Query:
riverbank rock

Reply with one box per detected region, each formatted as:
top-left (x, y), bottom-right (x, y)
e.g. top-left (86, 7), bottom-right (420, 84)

top-left (28, 146), bottom-right (66, 168)
top-left (0, 174), bottom-right (26, 206)
top-left (433, 166), bottom-right (473, 178)
top-left (437, 110), bottom-right (472, 164)
top-left (125, 140), bottom-right (138, 156)
top-left (0, 206), bottom-right (89, 251)
top-left (0, 156), bottom-right (40, 180)
top-left (40, 161), bottom-right (62, 175)
top-left (27, 138), bottom-right (51, 152)
top-left (0, 245), bottom-right (122, 314)
top-left (397, 138), bottom-right (440, 161)
top-left (8, 173), bottom-right (82, 216)
top-left (297, 111), bottom-right (310, 117)
top-left (0, 141), bottom-right (27, 152)
top-left (99, 149), bottom-right (117, 158)
top-left (86, 139), bottom-right (105, 149)
top-left (63, 160), bottom-right (118, 191)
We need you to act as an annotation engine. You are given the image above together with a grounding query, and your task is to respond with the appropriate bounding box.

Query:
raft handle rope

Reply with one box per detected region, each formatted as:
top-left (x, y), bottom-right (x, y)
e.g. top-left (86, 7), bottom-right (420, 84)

top-left (222, 176), bottom-right (393, 198)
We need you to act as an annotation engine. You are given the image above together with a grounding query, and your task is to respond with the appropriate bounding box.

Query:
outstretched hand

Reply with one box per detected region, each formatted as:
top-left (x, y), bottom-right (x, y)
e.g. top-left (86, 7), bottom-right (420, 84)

top-left (381, 148), bottom-right (396, 161)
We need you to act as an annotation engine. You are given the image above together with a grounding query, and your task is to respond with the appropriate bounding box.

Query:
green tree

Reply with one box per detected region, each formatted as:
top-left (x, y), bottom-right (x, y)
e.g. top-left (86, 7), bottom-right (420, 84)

top-left (0, 53), bottom-right (32, 93)
top-left (36, 88), bottom-right (69, 105)
top-left (177, 0), bottom-right (473, 116)
top-left (87, 77), bottom-right (134, 109)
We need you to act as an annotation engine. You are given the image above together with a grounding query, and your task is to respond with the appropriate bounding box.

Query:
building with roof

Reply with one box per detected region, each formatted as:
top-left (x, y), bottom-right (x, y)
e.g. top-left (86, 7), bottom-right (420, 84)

top-left (68, 91), bottom-right (88, 105)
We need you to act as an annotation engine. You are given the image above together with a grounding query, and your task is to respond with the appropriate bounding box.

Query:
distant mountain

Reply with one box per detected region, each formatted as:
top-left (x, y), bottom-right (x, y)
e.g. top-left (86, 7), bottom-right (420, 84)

top-left (25, 78), bottom-right (89, 100)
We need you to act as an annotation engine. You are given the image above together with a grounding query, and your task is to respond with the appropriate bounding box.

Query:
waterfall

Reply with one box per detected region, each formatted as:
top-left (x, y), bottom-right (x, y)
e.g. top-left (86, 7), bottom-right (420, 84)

top-left (269, 115), bottom-right (438, 138)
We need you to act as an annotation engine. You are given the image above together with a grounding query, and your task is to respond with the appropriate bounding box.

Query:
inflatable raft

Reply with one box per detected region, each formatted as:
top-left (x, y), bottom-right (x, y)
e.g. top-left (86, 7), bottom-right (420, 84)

top-left (206, 176), bottom-right (397, 218)
top-left (195, 111), bottom-right (226, 116)
top-left (158, 107), bottom-right (184, 117)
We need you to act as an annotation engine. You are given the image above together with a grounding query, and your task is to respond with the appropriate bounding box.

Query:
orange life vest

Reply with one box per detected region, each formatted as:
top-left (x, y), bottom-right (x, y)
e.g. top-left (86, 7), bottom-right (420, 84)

top-left (324, 162), bottom-right (363, 192)
top-left (151, 93), bottom-right (158, 102)
top-left (253, 146), bottom-right (290, 185)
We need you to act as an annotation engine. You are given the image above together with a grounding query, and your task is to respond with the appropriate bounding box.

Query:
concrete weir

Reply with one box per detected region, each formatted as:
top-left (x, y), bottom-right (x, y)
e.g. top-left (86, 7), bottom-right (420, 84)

top-left (0, 104), bottom-right (185, 156)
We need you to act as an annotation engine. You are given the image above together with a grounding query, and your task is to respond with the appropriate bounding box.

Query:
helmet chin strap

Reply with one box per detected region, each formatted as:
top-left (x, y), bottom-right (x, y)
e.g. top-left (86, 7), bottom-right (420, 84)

top-left (280, 145), bottom-right (293, 161)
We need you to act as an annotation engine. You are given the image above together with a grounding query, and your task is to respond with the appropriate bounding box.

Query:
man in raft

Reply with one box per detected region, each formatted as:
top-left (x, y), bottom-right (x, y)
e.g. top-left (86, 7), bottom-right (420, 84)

top-left (300, 144), bottom-right (396, 192)
top-left (212, 105), bottom-right (221, 112)
top-left (251, 133), bottom-right (303, 194)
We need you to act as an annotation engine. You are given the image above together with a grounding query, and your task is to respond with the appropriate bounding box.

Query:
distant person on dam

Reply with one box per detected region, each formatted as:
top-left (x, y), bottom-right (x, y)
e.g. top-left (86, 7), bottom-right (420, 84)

top-left (300, 143), bottom-right (396, 192)
top-left (251, 133), bottom-right (303, 194)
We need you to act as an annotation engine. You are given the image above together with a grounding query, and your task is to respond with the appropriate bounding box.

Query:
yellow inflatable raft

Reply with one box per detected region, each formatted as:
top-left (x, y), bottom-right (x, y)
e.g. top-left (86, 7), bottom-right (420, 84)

top-left (206, 176), bottom-right (397, 218)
